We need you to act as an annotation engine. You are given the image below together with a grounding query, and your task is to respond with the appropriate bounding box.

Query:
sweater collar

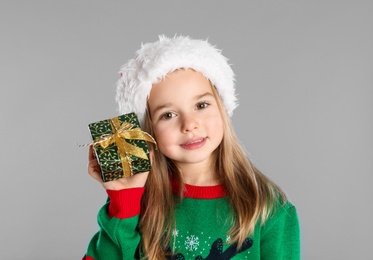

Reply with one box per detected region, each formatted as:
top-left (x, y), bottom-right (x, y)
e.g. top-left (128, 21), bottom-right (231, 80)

top-left (171, 179), bottom-right (226, 199)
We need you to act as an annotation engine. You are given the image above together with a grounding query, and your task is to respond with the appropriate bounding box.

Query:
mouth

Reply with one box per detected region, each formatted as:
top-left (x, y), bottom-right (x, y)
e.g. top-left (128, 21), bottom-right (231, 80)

top-left (180, 137), bottom-right (207, 150)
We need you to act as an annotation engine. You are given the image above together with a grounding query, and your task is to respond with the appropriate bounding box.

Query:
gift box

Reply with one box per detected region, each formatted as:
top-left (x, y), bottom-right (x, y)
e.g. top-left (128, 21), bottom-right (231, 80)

top-left (88, 113), bottom-right (156, 182)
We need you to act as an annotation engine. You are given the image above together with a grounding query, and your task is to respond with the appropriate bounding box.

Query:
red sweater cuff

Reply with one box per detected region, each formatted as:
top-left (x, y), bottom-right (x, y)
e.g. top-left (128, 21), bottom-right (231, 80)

top-left (106, 187), bottom-right (145, 218)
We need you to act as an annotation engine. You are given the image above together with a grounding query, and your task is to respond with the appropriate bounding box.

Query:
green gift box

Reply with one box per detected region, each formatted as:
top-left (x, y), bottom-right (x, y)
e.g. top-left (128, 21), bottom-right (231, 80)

top-left (88, 113), bottom-right (156, 182)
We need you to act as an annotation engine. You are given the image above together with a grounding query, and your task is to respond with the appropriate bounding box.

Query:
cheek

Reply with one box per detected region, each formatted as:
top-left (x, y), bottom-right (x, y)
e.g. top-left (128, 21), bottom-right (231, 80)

top-left (215, 116), bottom-right (223, 128)
top-left (153, 126), bottom-right (174, 153)
top-left (208, 114), bottom-right (224, 140)
top-left (208, 113), bottom-right (223, 129)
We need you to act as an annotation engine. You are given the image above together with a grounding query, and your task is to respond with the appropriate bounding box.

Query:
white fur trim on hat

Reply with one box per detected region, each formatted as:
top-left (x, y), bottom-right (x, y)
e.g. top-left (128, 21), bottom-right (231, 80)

top-left (115, 35), bottom-right (238, 127)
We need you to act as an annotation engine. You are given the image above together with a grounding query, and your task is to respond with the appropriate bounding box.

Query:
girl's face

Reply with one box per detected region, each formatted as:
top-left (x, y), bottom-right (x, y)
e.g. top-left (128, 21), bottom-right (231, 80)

top-left (148, 69), bottom-right (224, 171)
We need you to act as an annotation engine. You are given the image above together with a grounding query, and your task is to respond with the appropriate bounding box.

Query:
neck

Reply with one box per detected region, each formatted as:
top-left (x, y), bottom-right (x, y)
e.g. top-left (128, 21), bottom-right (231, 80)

top-left (175, 160), bottom-right (219, 186)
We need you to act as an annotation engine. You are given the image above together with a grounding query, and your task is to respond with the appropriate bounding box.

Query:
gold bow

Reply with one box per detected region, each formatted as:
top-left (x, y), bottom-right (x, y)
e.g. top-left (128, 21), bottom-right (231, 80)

top-left (93, 117), bottom-right (156, 177)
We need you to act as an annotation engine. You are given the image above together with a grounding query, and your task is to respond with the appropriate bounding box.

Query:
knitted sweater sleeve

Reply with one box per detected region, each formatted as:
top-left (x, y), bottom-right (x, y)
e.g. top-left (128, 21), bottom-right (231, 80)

top-left (260, 201), bottom-right (301, 260)
top-left (83, 187), bottom-right (145, 260)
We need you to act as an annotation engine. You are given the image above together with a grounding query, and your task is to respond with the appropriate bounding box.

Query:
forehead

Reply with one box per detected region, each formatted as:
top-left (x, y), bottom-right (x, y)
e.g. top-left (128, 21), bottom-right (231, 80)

top-left (149, 69), bottom-right (213, 101)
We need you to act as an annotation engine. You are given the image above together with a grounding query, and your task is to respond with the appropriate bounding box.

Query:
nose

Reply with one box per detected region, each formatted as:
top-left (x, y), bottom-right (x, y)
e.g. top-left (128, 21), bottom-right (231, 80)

top-left (181, 114), bottom-right (198, 133)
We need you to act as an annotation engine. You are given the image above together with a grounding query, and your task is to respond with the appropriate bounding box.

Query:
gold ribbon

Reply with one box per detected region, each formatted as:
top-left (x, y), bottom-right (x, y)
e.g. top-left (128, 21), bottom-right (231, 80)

top-left (93, 117), bottom-right (157, 177)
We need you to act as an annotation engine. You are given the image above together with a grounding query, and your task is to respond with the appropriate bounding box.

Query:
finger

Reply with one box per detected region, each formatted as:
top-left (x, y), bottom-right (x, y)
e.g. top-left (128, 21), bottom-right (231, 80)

top-left (88, 158), bottom-right (99, 168)
top-left (88, 161), bottom-right (102, 183)
top-left (88, 145), bottom-right (96, 161)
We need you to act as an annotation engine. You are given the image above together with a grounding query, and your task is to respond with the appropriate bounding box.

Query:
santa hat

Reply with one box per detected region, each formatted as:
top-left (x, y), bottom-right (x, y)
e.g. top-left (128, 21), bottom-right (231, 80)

top-left (116, 35), bottom-right (238, 127)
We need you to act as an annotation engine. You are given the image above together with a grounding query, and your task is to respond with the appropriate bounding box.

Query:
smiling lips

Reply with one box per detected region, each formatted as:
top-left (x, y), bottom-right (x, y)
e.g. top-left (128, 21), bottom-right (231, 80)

top-left (180, 137), bottom-right (207, 150)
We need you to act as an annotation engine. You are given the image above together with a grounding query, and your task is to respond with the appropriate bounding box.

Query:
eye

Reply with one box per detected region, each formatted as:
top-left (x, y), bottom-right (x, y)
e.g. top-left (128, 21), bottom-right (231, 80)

top-left (160, 112), bottom-right (176, 120)
top-left (196, 101), bottom-right (209, 110)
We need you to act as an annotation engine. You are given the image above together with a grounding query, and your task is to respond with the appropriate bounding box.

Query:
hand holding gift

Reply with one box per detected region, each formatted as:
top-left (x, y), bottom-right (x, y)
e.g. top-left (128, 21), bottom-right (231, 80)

top-left (87, 113), bottom-right (156, 189)
top-left (88, 145), bottom-right (151, 190)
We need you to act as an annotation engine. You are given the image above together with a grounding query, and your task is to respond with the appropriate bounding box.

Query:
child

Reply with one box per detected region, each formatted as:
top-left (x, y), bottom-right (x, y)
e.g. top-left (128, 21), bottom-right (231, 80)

top-left (83, 36), bottom-right (300, 260)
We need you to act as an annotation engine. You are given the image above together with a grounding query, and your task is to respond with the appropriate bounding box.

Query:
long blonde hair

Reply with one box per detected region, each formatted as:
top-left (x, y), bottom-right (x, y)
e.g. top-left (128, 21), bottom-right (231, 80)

top-left (138, 83), bottom-right (286, 259)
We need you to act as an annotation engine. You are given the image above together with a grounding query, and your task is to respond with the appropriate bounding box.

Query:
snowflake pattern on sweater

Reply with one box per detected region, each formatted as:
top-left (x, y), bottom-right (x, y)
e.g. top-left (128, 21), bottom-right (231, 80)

top-left (166, 236), bottom-right (254, 260)
top-left (165, 217), bottom-right (255, 260)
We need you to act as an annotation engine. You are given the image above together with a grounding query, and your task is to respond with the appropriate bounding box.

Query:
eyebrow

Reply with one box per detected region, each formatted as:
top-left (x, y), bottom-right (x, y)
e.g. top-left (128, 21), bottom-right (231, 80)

top-left (151, 103), bottom-right (173, 116)
top-left (151, 92), bottom-right (214, 116)
top-left (195, 92), bottom-right (214, 100)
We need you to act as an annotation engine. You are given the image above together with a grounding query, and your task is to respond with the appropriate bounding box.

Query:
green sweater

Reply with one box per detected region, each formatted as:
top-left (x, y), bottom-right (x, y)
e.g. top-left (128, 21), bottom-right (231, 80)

top-left (84, 182), bottom-right (300, 260)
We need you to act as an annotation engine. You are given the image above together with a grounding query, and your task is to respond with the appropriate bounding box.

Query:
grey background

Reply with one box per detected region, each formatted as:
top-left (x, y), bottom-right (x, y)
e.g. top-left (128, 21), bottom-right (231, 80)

top-left (1, 1), bottom-right (372, 259)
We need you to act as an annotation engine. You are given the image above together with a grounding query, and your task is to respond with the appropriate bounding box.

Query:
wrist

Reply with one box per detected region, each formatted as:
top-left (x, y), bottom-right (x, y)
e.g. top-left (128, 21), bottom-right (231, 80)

top-left (102, 182), bottom-right (127, 190)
